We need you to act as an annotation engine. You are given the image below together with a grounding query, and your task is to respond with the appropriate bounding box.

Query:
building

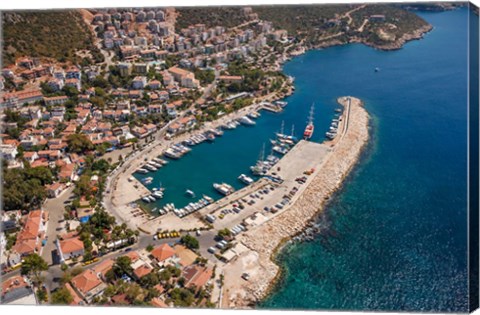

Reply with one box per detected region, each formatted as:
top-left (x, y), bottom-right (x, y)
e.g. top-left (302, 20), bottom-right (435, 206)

top-left (47, 182), bottom-right (64, 198)
top-left (182, 265), bottom-right (213, 290)
top-left (150, 244), bottom-right (176, 267)
top-left (132, 76), bottom-right (147, 89)
top-left (57, 236), bottom-right (85, 262)
top-left (44, 95), bottom-right (68, 106)
top-left (0, 144), bottom-right (18, 161)
top-left (71, 269), bottom-right (106, 303)
top-left (1, 89), bottom-right (44, 108)
top-left (1, 276), bottom-right (36, 305)
top-left (219, 75), bottom-right (243, 84)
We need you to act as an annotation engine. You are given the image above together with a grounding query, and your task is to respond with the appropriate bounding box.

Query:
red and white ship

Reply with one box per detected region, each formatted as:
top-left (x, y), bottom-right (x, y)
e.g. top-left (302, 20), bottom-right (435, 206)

top-left (303, 103), bottom-right (315, 140)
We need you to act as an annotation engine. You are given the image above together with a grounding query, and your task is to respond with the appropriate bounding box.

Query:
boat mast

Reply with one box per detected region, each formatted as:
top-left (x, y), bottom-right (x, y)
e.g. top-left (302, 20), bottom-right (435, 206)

top-left (291, 124), bottom-right (295, 137)
top-left (308, 103), bottom-right (315, 125)
top-left (280, 120), bottom-right (285, 135)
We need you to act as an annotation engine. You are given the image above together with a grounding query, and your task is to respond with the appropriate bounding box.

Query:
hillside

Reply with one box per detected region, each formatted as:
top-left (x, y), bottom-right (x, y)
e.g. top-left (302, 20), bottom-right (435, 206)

top-left (253, 4), bottom-right (431, 49)
top-left (175, 7), bottom-right (249, 29)
top-left (2, 10), bottom-right (96, 65)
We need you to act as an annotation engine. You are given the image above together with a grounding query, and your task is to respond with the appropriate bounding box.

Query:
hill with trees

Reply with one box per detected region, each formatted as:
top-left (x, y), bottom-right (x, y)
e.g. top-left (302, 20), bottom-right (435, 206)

top-left (2, 10), bottom-right (98, 65)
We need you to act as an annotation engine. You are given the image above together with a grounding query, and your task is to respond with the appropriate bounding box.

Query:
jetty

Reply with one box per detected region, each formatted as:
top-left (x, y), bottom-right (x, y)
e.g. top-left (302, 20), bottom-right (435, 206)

top-left (219, 96), bottom-right (370, 308)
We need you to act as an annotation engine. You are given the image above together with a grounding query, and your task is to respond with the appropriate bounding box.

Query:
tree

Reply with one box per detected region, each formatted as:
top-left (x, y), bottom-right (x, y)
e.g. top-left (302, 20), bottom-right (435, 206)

top-left (112, 256), bottom-right (133, 279)
top-left (146, 244), bottom-right (154, 252)
top-left (180, 234), bottom-right (199, 250)
top-left (217, 228), bottom-right (231, 239)
top-left (67, 134), bottom-right (94, 154)
top-left (21, 254), bottom-right (48, 285)
top-left (51, 287), bottom-right (73, 305)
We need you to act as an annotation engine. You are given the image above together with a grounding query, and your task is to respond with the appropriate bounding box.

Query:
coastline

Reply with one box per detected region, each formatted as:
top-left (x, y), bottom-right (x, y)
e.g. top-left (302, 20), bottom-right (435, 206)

top-left (220, 97), bottom-right (370, 308)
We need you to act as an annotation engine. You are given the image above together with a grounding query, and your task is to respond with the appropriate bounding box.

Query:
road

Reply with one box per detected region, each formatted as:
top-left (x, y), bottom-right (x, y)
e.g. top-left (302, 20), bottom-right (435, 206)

top-left (41, 186), bottom-right (75, 266)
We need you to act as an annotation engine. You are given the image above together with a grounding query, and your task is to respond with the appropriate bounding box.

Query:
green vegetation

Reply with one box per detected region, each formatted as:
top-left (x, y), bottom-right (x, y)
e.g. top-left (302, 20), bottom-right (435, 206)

top-left (217, 228), bottom-right (231, 239)
top-left (50, 287), bottom-right (73, 305)
top-left (2, 164), bottom-right (54, 210)
top-left (180, 234), bottom-right (200, 250)
top-left (252, 4), bottom-right (430, 47)
top-left (2, 10), bottom-right (98, 65)
top-left (194, 69), bottom-right (215, 85)
top-left (176, 7), bottom-right (248, 29)
top-left (67, 134), bottom-right (94, 154)
top-left (21, 254), bottom-right (48, 285)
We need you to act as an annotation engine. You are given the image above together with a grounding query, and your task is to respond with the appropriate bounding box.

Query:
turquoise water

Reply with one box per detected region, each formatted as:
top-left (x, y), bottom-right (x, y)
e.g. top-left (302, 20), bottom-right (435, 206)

top-left (259, 8), bottom-right (470, 312)
top-left (135, 8), bottom-right (471, 311)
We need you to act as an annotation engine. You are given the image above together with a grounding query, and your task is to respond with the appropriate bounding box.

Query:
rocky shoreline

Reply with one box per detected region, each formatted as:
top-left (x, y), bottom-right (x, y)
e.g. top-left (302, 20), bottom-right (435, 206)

top-left (309, 24), bottom-right (433, 52)
top-left (224, 97), bottom-right (370, 308)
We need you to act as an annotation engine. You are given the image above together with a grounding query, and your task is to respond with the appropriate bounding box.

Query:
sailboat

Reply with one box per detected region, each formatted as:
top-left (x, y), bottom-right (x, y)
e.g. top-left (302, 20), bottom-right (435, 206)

top-left (303, 103), bottom-right (315, 140)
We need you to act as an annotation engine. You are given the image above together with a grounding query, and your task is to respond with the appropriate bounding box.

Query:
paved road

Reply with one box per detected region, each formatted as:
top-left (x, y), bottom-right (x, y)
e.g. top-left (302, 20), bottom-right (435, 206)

top-left (41, 186), bottom-right (75, 266)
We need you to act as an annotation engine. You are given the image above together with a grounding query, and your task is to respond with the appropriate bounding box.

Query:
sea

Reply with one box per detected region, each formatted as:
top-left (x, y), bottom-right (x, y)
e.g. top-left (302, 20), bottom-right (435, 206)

top-left (135, 7), bottom-right (472, 312)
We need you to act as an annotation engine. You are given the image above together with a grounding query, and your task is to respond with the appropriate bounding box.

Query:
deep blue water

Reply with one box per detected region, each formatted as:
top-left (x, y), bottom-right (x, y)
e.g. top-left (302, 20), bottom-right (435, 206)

top-left (259, 8), bottom-right (469, 312)
top-left (134, 8), bottom-right (470, 311)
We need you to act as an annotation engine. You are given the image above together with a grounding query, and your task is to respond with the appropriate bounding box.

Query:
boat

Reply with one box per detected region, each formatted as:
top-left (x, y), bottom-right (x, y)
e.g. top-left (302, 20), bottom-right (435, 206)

top-left (153, 191), bottom-right (164, 199)
top-left (326, 131), bottom-right (337, 140)
top-left (213, 183), bottom-right (235, 196)
top-left (144, 164), bottom-right (158, 171)
top-left (185, 189), bottom-right (195, 198)
top-left (142, 196), bottom-right (151, 203)
top-left (248, 111), bottom-right (260, 119)
top-left (164, 148), bottom-right (181, 159)
top-left (148, 195), bottom-right (156, 202)
top-left (303, 103), bottom-right (315, 140)
top-left (136, 168), bottom-right (149, 174)
top-left (375, 67), bottom-right (380, 72)
top-left (273, 145), bottom-right (288, 155)
top-left (212, 128), bottom-right (224, 136)
top-left (203, 195), bottom-right (214, 203)
top-left (239, 116), bottom-right (256, 126)
top-left (275, 101), bottom-right (288, 107)
top-left (206, 133), bottom-right (215, 142)
top-left (238, 174), bottom-right (254, 185)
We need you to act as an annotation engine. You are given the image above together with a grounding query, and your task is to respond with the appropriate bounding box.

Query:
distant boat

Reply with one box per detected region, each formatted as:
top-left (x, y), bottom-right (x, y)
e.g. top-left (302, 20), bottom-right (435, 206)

top-left (375, 67), bottom-right (380, 72)
top-left (185, 189), bottom-right (195, 198)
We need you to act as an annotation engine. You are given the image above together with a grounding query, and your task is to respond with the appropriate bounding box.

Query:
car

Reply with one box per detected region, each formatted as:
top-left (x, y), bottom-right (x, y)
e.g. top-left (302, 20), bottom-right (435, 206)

top-left (264, 206), bottom-right (270, 211)
top-left (125, 248), bottom-right (132, 252)
top-left (208, 247), bottom-right (216, 254)
top-left (242, 273), bottom-right (250, 281)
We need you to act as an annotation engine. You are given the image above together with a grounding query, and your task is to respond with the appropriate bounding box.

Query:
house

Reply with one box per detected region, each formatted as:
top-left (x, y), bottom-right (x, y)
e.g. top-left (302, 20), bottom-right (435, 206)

top-left (92, 259), bottom-right (114, 281)
top-left (46, 78), bottom-right (64, 92)
top-left (0, 144), bottom-right (18, 161)
top-left (71, 269), bottom-right (106, 303)
top-left (131, 126), bottom-right (149, 139)
top-left (1, 275), bottom-right (36, 305)
top-left (147, 104), bottom-right (162, 114)
top-left (150, 244), bottom-right (176, 267)
top-left (182, 265), bottom-right (213, 290)
top-left (132, 263), bottom-right (153, 280)
top-left (168, 66), bottom-right (199, 88)
top-left (148, 80), bottom-right (161, 89)
top-left (9, 210), bottom-right (48, 265)
top-left (65, 78), bottom-right (81, 91)
top-left (65, 283), bottom-right (84, 305)
top-left (47, 182), bottom-right (64, 198)
top-left (44, 95), bottom-right (68, 106)
top-left (1, 89), bottom-right (43, 109)
top-left (219, 75), bottom-right (243, 84)
top-left (59, 163), bottom-right (76, 182)
top-left (173, 245), bottom-right (198, 267)
top-left (57, 236), bottom-right (85, 262)
top-left (22, 151), bottom-right (39, 164)
top-left (132, 76), bottom-right (147, 89)
top-left (145, 123), bottom-right (157, 134)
